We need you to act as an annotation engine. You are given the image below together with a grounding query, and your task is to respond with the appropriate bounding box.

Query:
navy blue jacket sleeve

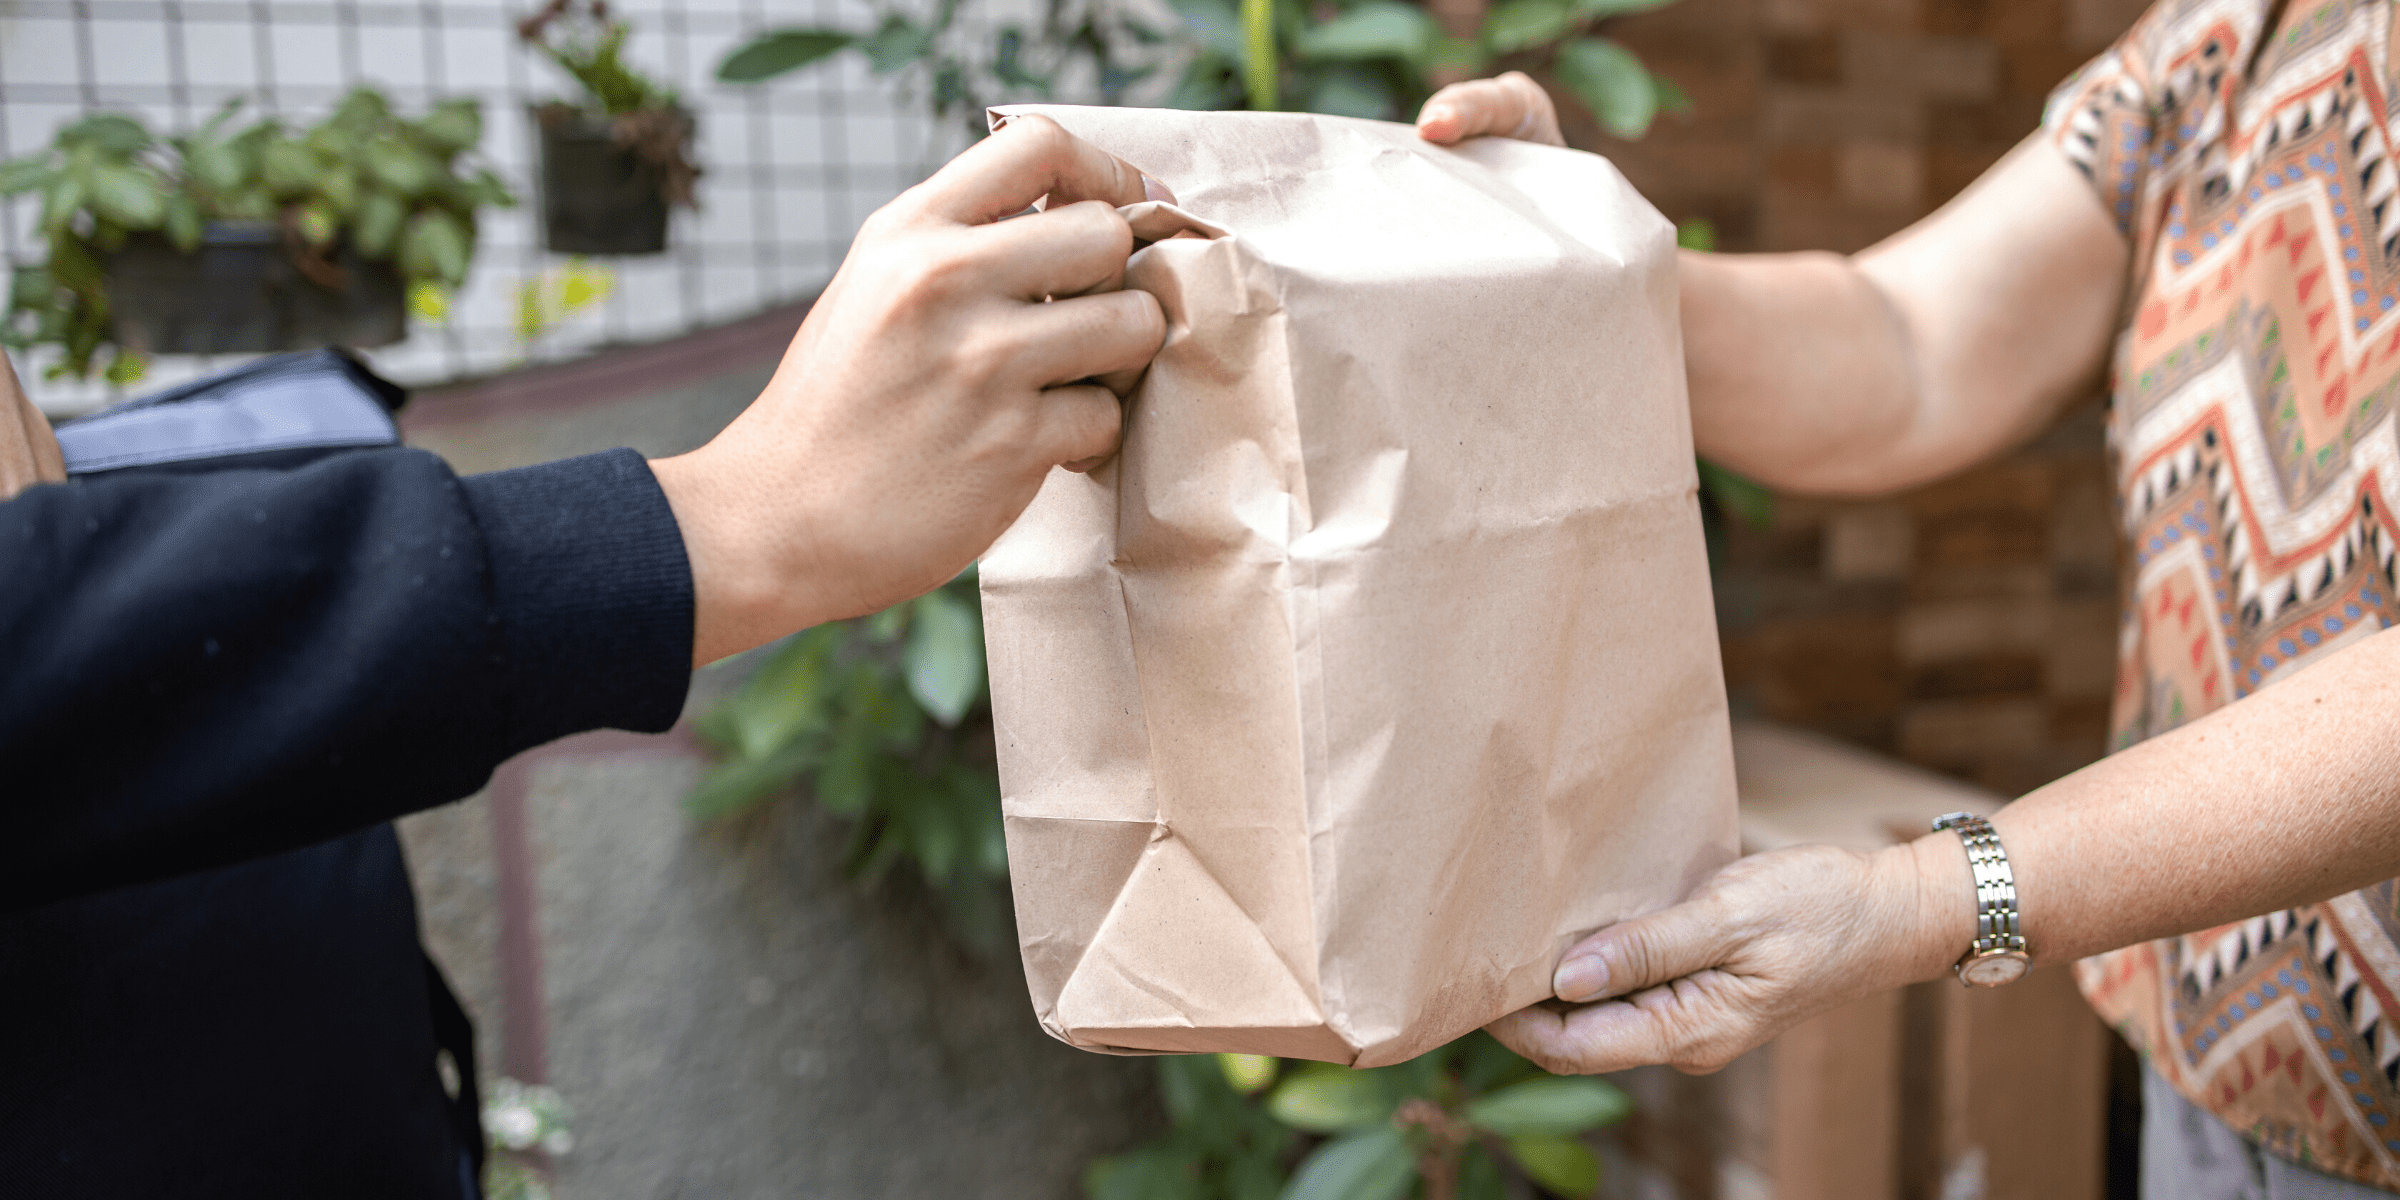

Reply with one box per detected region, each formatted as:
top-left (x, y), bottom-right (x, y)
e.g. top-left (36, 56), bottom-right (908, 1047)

top-left (0, 445), bottom-right (694, 913)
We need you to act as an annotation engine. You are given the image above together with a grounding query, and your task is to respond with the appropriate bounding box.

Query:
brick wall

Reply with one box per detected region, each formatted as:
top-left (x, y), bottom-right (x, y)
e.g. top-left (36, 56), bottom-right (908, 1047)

top-left (1581, 0), bottom-right (2150, 796)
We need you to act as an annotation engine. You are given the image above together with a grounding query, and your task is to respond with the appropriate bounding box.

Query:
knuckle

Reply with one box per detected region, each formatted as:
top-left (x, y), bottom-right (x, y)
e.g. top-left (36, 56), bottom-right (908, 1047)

top-left (950, 330), bottom-right (1019, 388)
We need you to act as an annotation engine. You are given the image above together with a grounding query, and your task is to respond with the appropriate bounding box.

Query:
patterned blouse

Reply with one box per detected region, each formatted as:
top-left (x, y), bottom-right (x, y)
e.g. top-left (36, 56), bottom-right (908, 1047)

top-left (2051, 0), bottom-right (2400, 1187)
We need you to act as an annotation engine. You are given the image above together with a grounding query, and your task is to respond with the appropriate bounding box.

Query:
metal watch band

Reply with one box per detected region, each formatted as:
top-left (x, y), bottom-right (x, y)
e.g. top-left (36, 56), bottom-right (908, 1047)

top-left (1931, 812), bottom-right (2026, 957)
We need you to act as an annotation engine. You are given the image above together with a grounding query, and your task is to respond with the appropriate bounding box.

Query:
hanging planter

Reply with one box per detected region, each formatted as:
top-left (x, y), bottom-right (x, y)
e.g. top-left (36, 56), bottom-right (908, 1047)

top-left (521, 1), bottom-right (701, 257)
top-left (0, 92), bottom-right (514, 383)
top-left (531, 104), bottom-right (694, 255)
top-left (108, 221), bottom-right (405, 355)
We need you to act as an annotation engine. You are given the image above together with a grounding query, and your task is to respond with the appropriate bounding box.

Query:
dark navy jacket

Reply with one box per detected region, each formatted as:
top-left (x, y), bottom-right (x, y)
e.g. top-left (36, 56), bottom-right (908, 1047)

top-left (0, 352), bottom-right (694, 1196)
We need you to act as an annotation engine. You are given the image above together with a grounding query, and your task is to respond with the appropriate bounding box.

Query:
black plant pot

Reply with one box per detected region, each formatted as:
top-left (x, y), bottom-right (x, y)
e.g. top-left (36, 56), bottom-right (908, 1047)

top-left (108, 222), bottom-right (406, 356)
top-left (535, 108), bottom-right (678, 256)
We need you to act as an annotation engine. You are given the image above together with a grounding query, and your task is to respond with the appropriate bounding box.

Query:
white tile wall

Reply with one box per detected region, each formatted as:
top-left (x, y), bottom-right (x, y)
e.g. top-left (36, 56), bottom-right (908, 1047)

top-left (0, 0), bottom-right (958, 414)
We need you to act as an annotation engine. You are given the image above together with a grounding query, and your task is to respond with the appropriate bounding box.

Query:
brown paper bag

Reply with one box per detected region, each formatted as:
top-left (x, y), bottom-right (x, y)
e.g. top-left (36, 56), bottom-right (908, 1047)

top-left (979, 105), bottom-right (1738, 1067)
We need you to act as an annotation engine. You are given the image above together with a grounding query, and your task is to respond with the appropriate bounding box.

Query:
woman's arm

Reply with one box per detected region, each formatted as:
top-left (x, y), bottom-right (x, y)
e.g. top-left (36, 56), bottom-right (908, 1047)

top-left (1490, 625), bottom-right (2400, 1074)
top-left (1420, 77), bottom-right (2129, 495)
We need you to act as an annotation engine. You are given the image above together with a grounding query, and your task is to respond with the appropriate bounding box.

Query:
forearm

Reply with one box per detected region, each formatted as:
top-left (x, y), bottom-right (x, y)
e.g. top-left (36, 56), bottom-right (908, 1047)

top-left (1885, 627), bottom-right (2400, 978)
top-left (0, 448), bottom-right (691, 911)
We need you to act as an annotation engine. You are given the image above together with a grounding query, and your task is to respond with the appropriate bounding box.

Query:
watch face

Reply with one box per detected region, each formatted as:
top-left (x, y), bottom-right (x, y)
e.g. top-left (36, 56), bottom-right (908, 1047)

top-left (1960, 952), bottom-right (2030, 988)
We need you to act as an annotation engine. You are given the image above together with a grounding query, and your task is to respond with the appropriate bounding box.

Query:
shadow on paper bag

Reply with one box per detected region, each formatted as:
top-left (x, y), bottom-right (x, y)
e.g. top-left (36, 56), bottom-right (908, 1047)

top-left (978, 104), bottom-right (1739, 1069)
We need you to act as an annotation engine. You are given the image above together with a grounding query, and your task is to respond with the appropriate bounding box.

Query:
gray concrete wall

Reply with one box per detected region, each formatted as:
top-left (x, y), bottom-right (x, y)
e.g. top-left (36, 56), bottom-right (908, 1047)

top-left (395, 344), bottom-right (1160, 1200)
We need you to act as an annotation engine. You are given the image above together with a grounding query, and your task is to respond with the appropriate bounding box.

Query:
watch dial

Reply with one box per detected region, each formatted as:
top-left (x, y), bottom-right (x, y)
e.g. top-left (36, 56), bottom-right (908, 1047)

top-left (1960, 953), bottom-right (2030, 988)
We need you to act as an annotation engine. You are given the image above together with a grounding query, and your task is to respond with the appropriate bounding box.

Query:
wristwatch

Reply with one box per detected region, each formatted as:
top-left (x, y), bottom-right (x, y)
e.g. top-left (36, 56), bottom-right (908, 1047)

top-left (1931, 812), bottom-right (2031, 988)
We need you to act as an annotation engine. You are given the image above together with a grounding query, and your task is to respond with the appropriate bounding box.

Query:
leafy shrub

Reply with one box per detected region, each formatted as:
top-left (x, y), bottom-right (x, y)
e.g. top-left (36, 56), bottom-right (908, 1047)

top-left (689, 570), bottom-right (1009, 948)
top-left (716, 0), bottom-right (1167, 134)
top-left (716, 0), bottom-right (1686, 136)
top-left (0, 90), bottom-right (512, 381)
top-left (1090, 1036), bottom-right (1633, 1200)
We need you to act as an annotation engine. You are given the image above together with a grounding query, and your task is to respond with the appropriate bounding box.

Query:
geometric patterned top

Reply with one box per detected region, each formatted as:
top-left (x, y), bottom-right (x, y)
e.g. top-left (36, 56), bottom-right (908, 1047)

top-left (2051, 1), bottom-right (2400, 1188)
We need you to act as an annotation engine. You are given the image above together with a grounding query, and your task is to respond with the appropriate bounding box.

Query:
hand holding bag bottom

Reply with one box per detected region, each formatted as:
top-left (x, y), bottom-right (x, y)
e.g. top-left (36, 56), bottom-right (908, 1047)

top-left (979, 105), bottom-right (1739, 1067)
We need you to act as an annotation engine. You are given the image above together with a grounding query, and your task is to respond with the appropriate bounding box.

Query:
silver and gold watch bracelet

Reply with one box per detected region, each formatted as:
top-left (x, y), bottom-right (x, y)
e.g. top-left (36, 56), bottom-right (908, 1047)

top-left (1931, 812), bottom-right (2026, 958)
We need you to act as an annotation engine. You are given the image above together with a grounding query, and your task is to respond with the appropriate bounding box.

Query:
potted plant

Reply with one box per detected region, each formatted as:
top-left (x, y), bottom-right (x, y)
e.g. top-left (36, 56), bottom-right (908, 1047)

top-left (0, 90), bottom-right (514, 383)
top-left (519, 0), bottom-right (700, 256)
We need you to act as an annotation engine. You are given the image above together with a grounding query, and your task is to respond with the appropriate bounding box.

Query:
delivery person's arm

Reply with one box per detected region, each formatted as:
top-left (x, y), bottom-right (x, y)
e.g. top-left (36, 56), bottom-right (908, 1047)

top-left (1419, 73), bottom-right (2128, 495)
top-left (0, 115), bottom-right (1168, 913)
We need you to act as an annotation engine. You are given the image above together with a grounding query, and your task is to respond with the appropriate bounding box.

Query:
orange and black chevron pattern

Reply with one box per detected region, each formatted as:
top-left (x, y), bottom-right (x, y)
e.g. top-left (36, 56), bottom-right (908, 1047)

top-left (2052, 1), bottom-right (2400, 1188)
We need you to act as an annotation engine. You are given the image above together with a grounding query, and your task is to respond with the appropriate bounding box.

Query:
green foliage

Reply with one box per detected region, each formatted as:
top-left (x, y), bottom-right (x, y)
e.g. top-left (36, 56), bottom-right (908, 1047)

top-left (518, 0), bottom-right (675, 117)
top-left (690, 570), bottom-right (1009, 948)
top-left (715, 0), bottom-right (1168, 135)
top-left (0, 90), bottom-right (512, 381)
top-left (1088, 1055), bottom-right (1297, 1200)
top-left (1087, 1034), bottom-right (1632, 1200)
top-left (515, 257), bottom-right (617, 344)
top-left (1158, 0), bottom-right (1687, 130)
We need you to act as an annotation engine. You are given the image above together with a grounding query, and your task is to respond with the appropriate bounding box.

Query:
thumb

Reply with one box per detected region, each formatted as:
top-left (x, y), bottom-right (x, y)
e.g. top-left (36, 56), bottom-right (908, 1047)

top-left (1553, 900), bottom-right (1732, 1003)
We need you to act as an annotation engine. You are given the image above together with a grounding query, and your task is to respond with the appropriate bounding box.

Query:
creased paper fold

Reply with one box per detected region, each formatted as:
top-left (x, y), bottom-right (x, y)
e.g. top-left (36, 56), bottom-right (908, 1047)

top-left (980, 105), bottom-right (1738, 1067)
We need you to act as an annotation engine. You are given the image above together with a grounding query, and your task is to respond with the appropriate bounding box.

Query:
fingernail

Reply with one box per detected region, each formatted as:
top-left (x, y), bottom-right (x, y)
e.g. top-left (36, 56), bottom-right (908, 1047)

top-left (1554, 953), bottom-right (1610, 1002)
top-left (1420, 104), bottom-right (1453, 129)
top-left (1142, 175), bottom-right (1177, 206)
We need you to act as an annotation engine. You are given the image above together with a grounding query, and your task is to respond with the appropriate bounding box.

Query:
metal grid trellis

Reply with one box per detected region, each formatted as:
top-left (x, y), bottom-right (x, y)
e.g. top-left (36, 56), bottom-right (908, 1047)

top-left (0, 0), bottom-right (958, 414)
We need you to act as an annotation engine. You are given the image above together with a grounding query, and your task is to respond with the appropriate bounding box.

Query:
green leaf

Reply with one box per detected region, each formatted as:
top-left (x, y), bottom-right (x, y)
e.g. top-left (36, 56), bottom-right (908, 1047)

top-left (364, 136), bottom-right (437, 198)
top-left (318, 164), bottom-right (359, 214)
top-left (716, 29), bottom-right (854, 83)
top-left (297, 198), bottom-right (340, 246)
top-left (685, 740), bottom-right (815, 819)
top-left (1465, 1077), bottom-right (1631, 1136)
top-left (1551, 37), bottom-right (1657, 138)
top-left (903, 589), bottom-right (984, 726)
top-left (103, 349), bottom-right (148, 385)
top-left (1481, 0), bottom-right (1571, 53)
top-left (260, 138), bottom-right (318, 195)
top-left (162, 192), bottom-right (203, 252)
top-left (1268, 1064), bottom-right (1392, 1133)
top-left (0, 157), bottom-right (53, 197)
top-left (352, 189), bottom-right (408, 259)
top-left (1697, 458), bottom-right (1773, 529)
top-left (40, 174), bottom-right (86, 236)
top-left (1280, 1126), bottom-right (1413, 1200)
top-left (1299, 66), bottom-right (1398, 119)
top-left (1569, 0), bottom-right (1680, 16)
top-left (1168, 0), bottom-right (1247, 63)
top-left (1504, 1133), bottom-right (1601, 1199)
top-left (1674, 215), bottom-right (1716, 251)
top-left (397, 210), bottom-right (472, 286)
top-left (1086, 1145), bottom-right (1210, 1200)
top-left (329, 87), bottom-right (391, 132)
top-left (86, 163), bottom-right (163, 228)
top-left (908, 790), bottom-right (963, 883)
top-left (859, 16), bottom-right (935, 74)
top-left (1458, 1142), bottom-right (1508, 1200)
top-left (1295, 2), bottom-right (1436, 62)
top-left (415, 98), bottom-right (483, 153)
top-left (1653, 72), bottom-right (1691, 115)
top-left (727, 626), bottom-right (842, 758)
top-left (1425, 35), bottom-right (1491, 73)
top-left (57, 113), bottom-right (151, 156)
top-left (184, 139), bottom-right (246, 196)
top-left (1218, 1053), bottom-right (1279, 1095)
top-left (817, 707), bottom-right (880, 819)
